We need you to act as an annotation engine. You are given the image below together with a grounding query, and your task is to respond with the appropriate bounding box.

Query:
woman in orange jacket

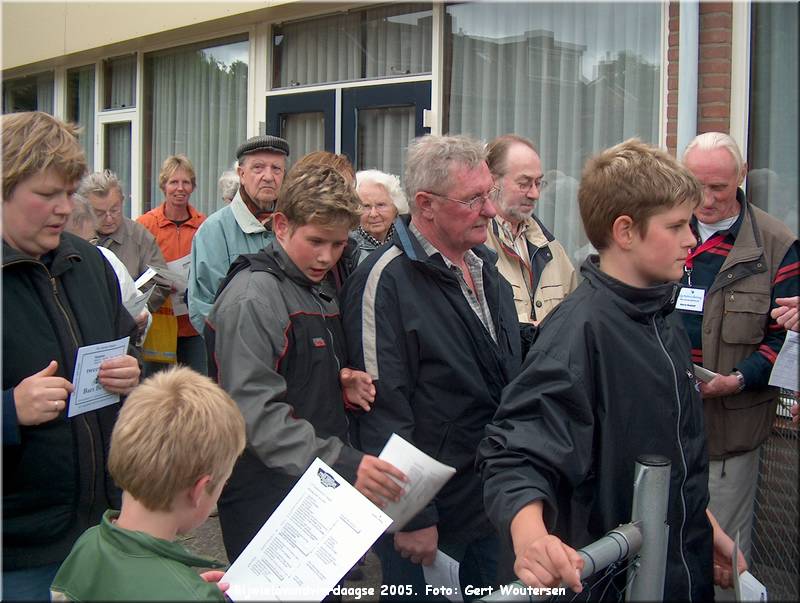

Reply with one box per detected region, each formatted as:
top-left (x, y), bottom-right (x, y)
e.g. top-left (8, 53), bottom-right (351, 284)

top-left (138, 155), bottom-right (206, 374)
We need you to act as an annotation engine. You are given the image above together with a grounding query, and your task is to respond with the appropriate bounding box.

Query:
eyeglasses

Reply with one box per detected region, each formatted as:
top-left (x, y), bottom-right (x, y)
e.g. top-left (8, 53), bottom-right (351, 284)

top-left (92, 207), bottom-right (122, 219)
top-left (514, 178), bottom-right (547, 195)
top-left (363, 201), bottom-right (394, 213)
top-left (425, 185), bottom-right (500, 211)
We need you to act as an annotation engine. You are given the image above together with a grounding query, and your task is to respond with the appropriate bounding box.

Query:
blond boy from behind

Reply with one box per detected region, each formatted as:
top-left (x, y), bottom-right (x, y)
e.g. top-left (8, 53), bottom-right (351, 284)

top-left (51, 367), bottom-right (245, 601)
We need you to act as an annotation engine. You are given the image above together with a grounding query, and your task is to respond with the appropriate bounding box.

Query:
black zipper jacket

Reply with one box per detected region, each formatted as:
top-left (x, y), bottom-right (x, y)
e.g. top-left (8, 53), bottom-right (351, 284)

top-left (2, 234), bottom-right (137, 570)
top-left (479, 257), bottom-right (713, 601)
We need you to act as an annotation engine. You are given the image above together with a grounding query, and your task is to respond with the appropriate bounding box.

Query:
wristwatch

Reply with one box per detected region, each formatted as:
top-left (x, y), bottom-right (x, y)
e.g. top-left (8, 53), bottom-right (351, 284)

top-left (731, 370), bottom-right (746, 393)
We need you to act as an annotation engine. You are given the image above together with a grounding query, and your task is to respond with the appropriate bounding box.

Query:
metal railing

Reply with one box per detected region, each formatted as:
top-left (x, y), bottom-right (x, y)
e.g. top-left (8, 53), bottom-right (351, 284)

top-left (481, 455), bottom-right (671, 602)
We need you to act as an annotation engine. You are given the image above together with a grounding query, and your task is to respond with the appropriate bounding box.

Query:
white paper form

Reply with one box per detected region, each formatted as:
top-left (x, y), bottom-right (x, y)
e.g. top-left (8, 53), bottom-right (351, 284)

top-left (123, 287), bottom-right (154, 319)
top-left (67, 336), bottom-right (130, 417)
top-left (769, 330), bottom-right (798, 391)
top-left (733, 532), bottom-right (767, 601)
top-left (423, 550), bottom-right (463, 603)
top-left (134, 266), bottom-right (158, 291)
top-left (223, 458), bottom-right (392, 602)
top-left (165, 256), bottom-right (191, 316)
top-left (378, 434), bottom-right (456, 533)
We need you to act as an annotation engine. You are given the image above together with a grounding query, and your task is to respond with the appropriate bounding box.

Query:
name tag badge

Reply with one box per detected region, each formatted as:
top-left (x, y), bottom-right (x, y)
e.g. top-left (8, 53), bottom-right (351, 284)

top-left (676, 286), bottom-right (706, 314)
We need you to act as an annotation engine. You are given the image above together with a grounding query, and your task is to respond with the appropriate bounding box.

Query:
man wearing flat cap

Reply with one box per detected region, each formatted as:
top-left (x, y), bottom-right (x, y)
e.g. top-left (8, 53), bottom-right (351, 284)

top-left (188, 135), bottom-right (290, 333)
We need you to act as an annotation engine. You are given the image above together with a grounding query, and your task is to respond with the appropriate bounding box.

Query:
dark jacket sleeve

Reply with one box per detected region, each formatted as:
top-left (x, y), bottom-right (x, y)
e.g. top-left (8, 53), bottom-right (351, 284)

top-left (341, 267), bottom-right (438, 530)
top-left (3, 388), bottom-right (20, 445)
top-left (478, 348), bottom-right (595, 540)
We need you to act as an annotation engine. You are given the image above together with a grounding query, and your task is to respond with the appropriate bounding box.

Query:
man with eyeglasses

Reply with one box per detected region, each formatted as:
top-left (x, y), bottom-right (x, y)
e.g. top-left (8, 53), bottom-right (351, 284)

top-left (78, 170), bottom-right (170, 313)
top-left (341, 135), bottom-right (522, 601)
top-left (485, 135), bottom-right (576, 331)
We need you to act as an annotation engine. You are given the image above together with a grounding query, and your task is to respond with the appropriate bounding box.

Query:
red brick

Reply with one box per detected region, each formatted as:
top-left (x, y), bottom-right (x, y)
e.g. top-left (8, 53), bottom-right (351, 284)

top-left (699, 121), bottom-right (729, 133)
top-left (669, 2), bottom-right (680, 18)
top-left (701, 45), bottom-right (731, 60)
top-left (668, 62), bottom-right (680, 77)
top-left (669, 32), bottom-right (680, 47)
top-left (702, 13), bottom-right (732, 29)
top-left (700, 30), bottom-right (732, 44)
top-left (670, 16), bottom-right (680, 30)
top-left (702, 104), bottom-right (730, 118)
top-left (668, 76), bottom-right (679, 91)
top-left (701, 74), bottom-right (731, 88)
top-left (700, 3), bottom-right (732, 15)
top-left (668, 90), bottom-right (679, 105)
top-left (699, 89), bottom-right (729, 103)
top-left (667, 120), bottom-right (678, 134)
top-left (668, 48), bottom-right (679, 62)
top-left (666, 134), bottom-right (678, 150)
top-left (699, 60), bottom-right (731, 74)
top-left (667, 106), bottom-right (679, 119)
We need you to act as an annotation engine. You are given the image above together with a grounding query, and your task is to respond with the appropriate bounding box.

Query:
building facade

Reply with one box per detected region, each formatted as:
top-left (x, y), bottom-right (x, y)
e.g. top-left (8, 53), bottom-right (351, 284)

top-left (2, 1), bottom-right (797, 262)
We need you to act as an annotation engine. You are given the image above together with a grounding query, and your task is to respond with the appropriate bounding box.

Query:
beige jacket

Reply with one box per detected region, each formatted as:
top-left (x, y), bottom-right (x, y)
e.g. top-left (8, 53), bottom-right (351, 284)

top-left (700, 202), bottom-right (796, 459)
top-left (485, 215), bottom-right (577, 324)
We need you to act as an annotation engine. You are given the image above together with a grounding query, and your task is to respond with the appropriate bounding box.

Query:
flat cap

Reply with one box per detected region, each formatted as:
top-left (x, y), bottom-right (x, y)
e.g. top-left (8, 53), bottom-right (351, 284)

top-left (236, 134), bottom-right (290, 160)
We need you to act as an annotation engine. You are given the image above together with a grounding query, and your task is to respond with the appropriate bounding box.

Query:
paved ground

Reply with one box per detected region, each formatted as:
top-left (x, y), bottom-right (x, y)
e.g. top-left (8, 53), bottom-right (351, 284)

top-left (181, 514), bottom-right (383, 602)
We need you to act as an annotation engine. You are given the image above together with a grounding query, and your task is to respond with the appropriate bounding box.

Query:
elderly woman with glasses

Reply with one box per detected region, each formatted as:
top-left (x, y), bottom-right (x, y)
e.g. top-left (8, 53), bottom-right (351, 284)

top-left (352, 169), bottom-right (409, 261)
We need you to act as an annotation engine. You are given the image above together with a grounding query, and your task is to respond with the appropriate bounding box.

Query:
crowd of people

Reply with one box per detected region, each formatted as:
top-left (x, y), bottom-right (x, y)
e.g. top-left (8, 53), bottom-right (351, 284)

top-left (3, 110), bottom-right (798, 602)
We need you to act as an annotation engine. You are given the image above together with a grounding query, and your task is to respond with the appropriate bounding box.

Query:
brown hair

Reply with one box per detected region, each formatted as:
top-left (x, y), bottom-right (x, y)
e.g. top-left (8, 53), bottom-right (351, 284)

top-left (158, 154), bottom-right (196, 192)
top-left (485, 134), bottom-right (538, 178)
top-left (579, 138), bottom-right (702, 251)
top-left (277, 163), bottom-right (362, 230)
top-left (2, 111), bottom-right (87, 199)
top-left (288, 151), bottom-right (355, 185)
top-left (108, 366), bottom-right (245, 511)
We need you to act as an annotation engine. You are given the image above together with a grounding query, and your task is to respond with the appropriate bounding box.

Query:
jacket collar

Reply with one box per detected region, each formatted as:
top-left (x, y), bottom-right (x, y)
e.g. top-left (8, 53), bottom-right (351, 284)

top-left (99, 510), bottom-right (224, 569)
top-left (256, 239), bottom-right (324, 291)
top-left (581, 255), bottom-right (678, 322)
top-left (492, 214), bottom-right (554, 248)
top-left (2, 232), bottom-right (83, 277)
top-left (230, 191), bottom-right (270, 234)
top-left (150, 202), bottom-right (204, 229)
top-left (99, 217), bottom-right (134, 246)
top-left (391, 214), bottom-right (498, 271)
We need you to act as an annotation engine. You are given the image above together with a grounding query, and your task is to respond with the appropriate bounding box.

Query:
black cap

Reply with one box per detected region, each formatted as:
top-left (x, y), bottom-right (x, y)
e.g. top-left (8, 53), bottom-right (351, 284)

top-left (235, 135), bottom-right (290, 160)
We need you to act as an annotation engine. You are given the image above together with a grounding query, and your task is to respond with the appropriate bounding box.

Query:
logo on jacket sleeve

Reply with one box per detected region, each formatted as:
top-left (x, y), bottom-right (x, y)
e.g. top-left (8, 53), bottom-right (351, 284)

top-left (312, 337), bottom-right (327, 348)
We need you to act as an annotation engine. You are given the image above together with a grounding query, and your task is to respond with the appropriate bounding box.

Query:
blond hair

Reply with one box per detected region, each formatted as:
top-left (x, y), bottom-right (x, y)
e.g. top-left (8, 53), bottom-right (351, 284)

top-left (277, 163), bottom-right (362, 230)
top-left (108, 366), bottom-right (245, 511)
top-left (2, 111), bottom-right (87, 199)
top-left (288, 151), bottom-right (355, 185)
top-left (158, 154), bottom-right (196, 192)
top-left (579, 139), bottom-right (702, 250)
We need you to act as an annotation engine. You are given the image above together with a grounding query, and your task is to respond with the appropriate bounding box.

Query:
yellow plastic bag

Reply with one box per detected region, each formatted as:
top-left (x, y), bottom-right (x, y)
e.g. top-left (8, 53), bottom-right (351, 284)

top-left (141, 312), bottom-right (178, 364)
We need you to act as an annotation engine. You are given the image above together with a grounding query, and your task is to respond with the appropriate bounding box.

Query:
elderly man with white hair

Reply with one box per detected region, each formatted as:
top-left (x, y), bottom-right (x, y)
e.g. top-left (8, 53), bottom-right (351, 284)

top-left (678, 132), bottom-right (799, 568)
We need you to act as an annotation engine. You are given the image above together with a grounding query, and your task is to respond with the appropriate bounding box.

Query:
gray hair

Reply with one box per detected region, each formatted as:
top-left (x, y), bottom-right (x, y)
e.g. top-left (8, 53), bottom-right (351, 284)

top-left (77, 169), bottom-right (123, 199)
top-left (67, 193), bottom-right (98, 238)
top-left (355, 169), bottom-right (409, 215)
top-left (683, 132), bottom-right (744, 175)
top-left (218, 170), bottom-right (239, 202)
top-left (403, 135), bottom-right (486, 212)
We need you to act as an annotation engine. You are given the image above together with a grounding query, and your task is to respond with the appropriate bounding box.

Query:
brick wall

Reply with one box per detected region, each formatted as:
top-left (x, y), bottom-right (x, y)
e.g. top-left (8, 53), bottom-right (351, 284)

top-left (666, 1), bottom-right (734, 155)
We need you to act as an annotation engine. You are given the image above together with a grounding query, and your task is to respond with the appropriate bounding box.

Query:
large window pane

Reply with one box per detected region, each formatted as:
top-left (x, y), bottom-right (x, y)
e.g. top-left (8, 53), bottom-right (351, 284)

top-left (357, 106), bottom-right (414, 176)
top-left (104, 122), bottom-right (132, 216)
top-left (67, 65), bottom-right (96, 167)
top-left (273, 4), bottom-right (432, 88)
top-left (281, 112), bottom-right (325, 171)
top-left (144, 36), bottom-right (248, 215)
top-left (2, 72), bottom-right (54, 114)
top-left (747, 3), bottom-right (798, 235)
top-left (103, 55), bottom-right (136, 110)
top-left (445, 3), bottom-right (662, 262)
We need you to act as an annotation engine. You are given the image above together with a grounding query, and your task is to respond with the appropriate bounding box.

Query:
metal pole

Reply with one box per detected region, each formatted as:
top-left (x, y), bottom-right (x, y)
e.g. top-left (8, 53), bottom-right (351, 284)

top-left (626, 454), bottom-right (671, 602)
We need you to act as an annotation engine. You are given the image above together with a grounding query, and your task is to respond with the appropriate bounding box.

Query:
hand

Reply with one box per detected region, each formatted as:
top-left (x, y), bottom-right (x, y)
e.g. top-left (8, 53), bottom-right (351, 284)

top-left (772, 296), bottom-right (800, 332)
top-left (199, 570), bottom-right (229, 594)
top-left (791, 403), bottom-right (799, 425)
top-left (699, 374), bottom-right (741, 399)
top-left (13, 361), bottom-right (73, 426)
top-left (354, 455), bottom-right (406, 508)
top-left (514, 534), bottom-right (584, 593)
top-left (135, 311), bottom-right (149, 334)
top-left (707, 510), bottom-right (747, 589)
top-left (340, 368), bottom-right (375, 412)
top-left (98, 354), bottom-right (140, 395)
top-left (394, 526), bottom-right (438, 566)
